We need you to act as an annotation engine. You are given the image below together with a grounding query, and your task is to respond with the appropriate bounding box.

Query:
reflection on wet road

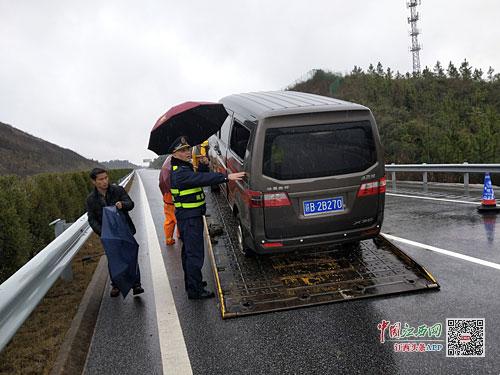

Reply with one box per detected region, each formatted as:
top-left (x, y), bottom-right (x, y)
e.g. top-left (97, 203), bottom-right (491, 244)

top-left (140, 171), bottom-right (500, 374)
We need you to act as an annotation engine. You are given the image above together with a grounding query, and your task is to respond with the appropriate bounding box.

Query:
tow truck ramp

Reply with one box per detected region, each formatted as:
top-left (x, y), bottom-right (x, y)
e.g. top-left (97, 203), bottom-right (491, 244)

top-left (204, 191), bottom-right (439, 319)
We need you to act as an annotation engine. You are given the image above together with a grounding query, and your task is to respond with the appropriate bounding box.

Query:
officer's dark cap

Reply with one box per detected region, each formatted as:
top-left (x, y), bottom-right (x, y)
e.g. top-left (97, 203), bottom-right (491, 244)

top-left (168, 136), bottom-right (191, 154)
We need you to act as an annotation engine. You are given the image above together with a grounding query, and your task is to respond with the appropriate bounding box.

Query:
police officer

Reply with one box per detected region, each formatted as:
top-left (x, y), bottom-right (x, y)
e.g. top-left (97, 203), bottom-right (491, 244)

top-left (169, 136), bottom-right (245, 299)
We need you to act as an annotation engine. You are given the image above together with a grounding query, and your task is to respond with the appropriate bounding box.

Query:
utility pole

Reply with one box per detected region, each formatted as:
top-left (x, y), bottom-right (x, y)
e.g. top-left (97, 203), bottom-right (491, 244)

top-left (407, 0), bottom-right (422, 73)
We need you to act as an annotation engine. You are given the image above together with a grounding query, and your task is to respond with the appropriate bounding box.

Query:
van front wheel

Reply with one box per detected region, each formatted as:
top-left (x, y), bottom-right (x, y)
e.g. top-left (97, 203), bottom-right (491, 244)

top-left (236, 217), bottom-right (256, 257)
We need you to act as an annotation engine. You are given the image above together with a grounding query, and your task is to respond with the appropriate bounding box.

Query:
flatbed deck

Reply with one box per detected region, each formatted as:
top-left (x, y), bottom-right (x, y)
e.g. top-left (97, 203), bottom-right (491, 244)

top-left (204, 190), bottom-right (439, 318)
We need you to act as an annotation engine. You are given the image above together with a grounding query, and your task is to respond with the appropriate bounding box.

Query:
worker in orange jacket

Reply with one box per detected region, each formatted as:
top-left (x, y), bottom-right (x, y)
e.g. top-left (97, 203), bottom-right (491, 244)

top-left (191, 140), bottom-right (209, 171)
top-left (159, 155), bottom-right (177, 246)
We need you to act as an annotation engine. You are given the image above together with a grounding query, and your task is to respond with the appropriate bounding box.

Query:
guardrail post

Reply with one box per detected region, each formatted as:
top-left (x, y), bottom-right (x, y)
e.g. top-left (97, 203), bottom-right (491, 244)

top-left (463, 162), bottom-right (469, 194)
top-left (49, 219), bottom-right (74, 281)
top-left (391, 163), bottom-right (396, 190)
top-left (422, 163), bottom-right (428, 192)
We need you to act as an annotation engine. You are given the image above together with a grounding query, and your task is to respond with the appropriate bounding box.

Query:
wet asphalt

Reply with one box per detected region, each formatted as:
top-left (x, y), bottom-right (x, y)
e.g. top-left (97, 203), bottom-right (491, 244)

top-left (84, 171), bottom-right (500, 374)
top-left (83, 173), bottom-right (162, 375)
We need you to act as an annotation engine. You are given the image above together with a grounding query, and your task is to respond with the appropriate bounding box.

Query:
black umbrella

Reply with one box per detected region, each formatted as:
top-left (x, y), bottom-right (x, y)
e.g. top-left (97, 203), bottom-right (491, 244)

top-left (148, 101), bottom-right (228, 155)
top-left (100, 206), bottom-right (140, 298)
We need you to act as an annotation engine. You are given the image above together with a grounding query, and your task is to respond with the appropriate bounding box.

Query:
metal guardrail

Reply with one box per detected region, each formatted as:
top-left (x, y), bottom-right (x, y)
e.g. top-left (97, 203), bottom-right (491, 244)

top-left (0, 171), bottom-right (135, 352)
top-left (385, 163), bottom-right (500, 191)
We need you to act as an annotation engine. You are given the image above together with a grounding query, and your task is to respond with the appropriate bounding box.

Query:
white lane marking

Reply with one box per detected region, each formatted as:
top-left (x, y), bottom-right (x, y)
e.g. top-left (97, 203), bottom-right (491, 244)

top-left (136, 173), bottom-right (193, 375)
top-left (386, 192), bottom-right (480, 205)
top-left (383, 233), bottom-right (500, 271)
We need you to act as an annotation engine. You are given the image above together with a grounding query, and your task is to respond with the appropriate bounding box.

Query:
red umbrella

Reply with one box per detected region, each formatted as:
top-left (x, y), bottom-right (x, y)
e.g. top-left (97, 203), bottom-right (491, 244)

top-left (148, 101), bottom-right (228, 155)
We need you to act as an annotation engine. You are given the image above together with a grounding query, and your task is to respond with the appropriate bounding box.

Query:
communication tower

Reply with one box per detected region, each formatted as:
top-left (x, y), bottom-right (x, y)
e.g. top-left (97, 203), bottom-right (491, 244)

top-left (407, 0), bottom-right (422, 73)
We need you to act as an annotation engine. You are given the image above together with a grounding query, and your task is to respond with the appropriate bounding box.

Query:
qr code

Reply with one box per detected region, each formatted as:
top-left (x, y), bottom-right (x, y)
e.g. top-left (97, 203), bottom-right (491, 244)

top-left (446, 318), bottom-right (485, 357)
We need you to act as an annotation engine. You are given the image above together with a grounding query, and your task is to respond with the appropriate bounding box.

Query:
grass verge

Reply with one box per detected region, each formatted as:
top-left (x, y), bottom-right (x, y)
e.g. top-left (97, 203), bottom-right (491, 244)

top-left (0, 234), bottom-right (104, 375)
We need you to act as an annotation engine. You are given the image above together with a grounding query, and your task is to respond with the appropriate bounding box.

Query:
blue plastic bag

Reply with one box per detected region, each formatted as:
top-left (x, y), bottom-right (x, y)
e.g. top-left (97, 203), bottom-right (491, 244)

top-left (100, 206), bottom-right (139, 297)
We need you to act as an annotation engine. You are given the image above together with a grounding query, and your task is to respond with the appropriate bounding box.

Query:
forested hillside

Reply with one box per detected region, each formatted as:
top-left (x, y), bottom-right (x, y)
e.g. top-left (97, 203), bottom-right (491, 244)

top-left (0, 169), bottom-right (131, 283)
top-left (101, 159), bottom-right (140, 169)
top-left (0, 121), bottom-right (99, 175)
top-left (289, 60), bottom-right (500, 165)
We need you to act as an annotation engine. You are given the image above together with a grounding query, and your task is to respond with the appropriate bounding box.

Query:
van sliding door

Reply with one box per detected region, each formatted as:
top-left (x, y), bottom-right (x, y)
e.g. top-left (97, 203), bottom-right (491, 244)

top-left (228, 120), bottom-right (251, 224)
top-left (210, 112), bottom-right (233, 196)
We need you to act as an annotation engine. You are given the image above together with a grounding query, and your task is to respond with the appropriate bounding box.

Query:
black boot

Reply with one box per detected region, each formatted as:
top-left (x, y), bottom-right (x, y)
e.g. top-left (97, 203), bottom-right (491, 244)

top-left (133, 285), bottom-right (145, 295)
top-left (188, 288), bottom-right (215, 299)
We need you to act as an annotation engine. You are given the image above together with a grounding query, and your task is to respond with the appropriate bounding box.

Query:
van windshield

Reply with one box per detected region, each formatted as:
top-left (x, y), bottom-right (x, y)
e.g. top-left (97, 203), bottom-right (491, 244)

top-left (262, 121), bottom-right (377, 180)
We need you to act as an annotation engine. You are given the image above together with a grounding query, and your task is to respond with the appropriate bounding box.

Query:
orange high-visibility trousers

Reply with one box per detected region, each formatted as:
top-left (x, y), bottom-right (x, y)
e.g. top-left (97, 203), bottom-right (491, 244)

top-left (163, 192), bottom-right (177, 245)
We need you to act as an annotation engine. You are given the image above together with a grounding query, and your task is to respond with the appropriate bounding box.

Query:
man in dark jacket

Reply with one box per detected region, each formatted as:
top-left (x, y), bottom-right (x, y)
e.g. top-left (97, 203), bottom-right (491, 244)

top-left (170, 136), bottom-right (245, 299)
top-left (86, 167), bottom-right (144, 297)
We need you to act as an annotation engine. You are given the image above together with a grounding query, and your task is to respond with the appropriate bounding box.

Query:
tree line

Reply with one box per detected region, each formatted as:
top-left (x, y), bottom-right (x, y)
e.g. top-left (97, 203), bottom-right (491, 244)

top-left (0, 169), bottom-right (131, 283)
top-left (290, 60), bottom-right (500, 169)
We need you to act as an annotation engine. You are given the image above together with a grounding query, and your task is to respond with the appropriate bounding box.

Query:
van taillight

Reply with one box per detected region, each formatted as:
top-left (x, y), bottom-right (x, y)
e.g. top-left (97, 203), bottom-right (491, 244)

top-left (246, 190), bottom-right (263, 208)
top-left (379, 177), bottom-right (387, 193)
top-left (357, 177), bottom-right (386, 197)
top-left (245, 190), bottom-right (291, 208)
top-left (264, 193), bottom-right (291, 207)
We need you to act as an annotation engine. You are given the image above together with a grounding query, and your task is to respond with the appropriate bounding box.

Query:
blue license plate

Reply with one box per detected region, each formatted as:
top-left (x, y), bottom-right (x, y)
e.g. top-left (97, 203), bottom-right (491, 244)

top-left (303, 197), bottom-right (344, 216)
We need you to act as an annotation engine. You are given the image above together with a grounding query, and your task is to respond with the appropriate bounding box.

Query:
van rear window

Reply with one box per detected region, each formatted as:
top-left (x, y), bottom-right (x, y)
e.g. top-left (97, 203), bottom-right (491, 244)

top-left (262, 121), bottom-right (377, 180)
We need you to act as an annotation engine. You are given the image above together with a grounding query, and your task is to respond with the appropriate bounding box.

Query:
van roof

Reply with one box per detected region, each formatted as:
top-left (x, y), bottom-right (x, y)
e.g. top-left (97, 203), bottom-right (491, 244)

top-left (219, 91), bottom-right (369, 121)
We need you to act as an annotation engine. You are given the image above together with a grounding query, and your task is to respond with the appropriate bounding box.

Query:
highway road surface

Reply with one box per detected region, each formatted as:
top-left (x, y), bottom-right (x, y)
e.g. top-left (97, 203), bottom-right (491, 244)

top-left (84, 170), bottom-right (499, 375)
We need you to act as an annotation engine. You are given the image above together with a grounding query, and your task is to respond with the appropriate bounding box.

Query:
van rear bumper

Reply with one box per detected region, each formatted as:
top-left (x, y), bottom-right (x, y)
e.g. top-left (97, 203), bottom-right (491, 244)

top-left (254, 224), bottom-right (381, 254)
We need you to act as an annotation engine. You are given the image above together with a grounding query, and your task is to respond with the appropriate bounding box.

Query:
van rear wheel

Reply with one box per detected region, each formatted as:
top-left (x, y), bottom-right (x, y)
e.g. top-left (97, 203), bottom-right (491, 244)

top-left (236, 217), bottom-right (256, 257)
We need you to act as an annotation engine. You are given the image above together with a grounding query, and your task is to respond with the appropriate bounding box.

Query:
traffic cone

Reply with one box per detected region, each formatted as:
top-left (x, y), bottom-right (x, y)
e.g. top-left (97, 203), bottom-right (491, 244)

top-left (477, 172), bottom-right (500, 213)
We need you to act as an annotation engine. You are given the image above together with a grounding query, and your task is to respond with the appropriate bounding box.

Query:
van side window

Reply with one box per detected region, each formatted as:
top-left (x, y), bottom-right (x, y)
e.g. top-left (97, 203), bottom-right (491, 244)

top-left (219, 115), bottom-right (232, 146)
top-left (229, 121), bottom-right (250, 160)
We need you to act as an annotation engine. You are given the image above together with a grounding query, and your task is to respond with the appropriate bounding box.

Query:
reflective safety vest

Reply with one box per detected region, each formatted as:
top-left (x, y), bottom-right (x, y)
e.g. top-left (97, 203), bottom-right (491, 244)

top-left (170, 165), bottom-right (206, 209)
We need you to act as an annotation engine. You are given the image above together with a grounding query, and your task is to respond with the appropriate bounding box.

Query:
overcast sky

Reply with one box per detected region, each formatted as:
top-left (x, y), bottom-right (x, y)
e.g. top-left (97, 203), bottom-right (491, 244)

top-left (1, 1), bottom-right (499, 165)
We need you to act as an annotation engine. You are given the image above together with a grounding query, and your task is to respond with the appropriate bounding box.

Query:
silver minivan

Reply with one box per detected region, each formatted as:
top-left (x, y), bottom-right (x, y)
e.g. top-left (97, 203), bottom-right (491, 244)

top-left (208, 91), bottom-right (385, 255)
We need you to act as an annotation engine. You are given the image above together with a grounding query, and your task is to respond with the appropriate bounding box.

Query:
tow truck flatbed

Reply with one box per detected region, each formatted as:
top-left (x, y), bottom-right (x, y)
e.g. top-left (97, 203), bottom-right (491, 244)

top-left (204, 190), bottom-right (439, 319)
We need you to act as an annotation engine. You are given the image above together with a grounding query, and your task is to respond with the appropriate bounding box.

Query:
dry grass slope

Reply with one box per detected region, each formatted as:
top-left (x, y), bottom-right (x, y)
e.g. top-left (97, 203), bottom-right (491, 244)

top-left (0, 234), bottom-right (103, 375)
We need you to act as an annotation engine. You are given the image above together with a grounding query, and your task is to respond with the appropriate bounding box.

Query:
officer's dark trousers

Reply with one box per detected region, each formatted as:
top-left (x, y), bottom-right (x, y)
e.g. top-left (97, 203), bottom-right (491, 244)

top-left (178, 216), bottom-right (205, 295)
